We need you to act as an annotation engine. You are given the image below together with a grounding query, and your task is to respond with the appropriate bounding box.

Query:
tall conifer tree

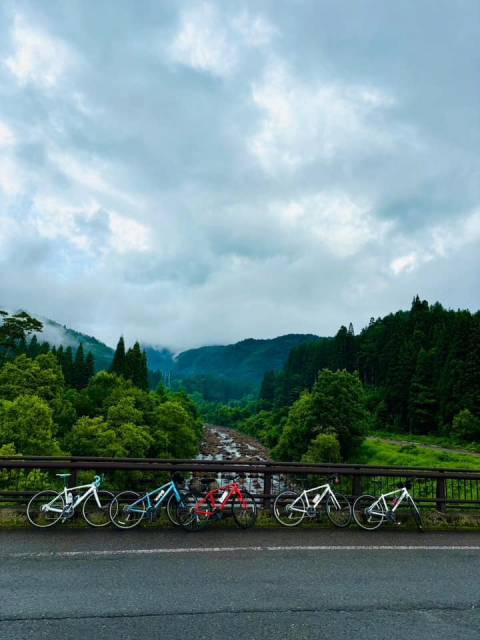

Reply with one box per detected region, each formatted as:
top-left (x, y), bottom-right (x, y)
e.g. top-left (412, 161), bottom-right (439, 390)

top-left (110, 337), bottom-right (126, 376)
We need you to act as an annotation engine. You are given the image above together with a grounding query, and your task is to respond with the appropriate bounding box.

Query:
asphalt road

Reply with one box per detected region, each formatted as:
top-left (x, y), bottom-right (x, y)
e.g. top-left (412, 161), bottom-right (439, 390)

top-left (1, 527), bottom-right (479, 639)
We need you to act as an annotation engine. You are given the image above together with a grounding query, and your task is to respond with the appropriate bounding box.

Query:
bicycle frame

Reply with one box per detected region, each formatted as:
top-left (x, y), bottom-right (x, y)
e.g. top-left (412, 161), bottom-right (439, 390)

top-left (43, 480), bottom-right (102, 515)
top-left (126, 480), bottom-right (182, 515)
top-left (367, 486), bottom-right (414, 518)
top-left (287, 483), bottom-right (341, 514)
top-left (194, 482), bottom-right (246, 517)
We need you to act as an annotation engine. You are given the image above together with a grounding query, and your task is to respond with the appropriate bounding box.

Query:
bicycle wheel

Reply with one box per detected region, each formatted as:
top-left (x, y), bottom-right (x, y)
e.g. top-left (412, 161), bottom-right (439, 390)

top-left (176, 492), bottom-right (210, 532)
top-left (273, 491), bottom-right (306, 527)
top-left (410, 498), bottom-right (424, 531)
top-left (231, 490), bottom-right (257, 529)
top-left (82, 490), bottom-right (114, 527)
top-left (325, 492), bottom-right (352, 528)
top-left (353, 494), bottom-right (385, 531)
top-left (27, 490), bottom-right (64, 528)
top-left (166, 491), bottom-right (187, 526)
top-left (109, 491), bottom-right (146, 529)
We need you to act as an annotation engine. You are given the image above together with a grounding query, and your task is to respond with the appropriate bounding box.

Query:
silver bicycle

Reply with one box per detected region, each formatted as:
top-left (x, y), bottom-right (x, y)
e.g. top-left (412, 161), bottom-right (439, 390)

top-left (27, 473), bottom-right (113, 528)
top-left (353, 479), bottom-right (424, 531)
top-left (273, 475), bottom-right (352, 527)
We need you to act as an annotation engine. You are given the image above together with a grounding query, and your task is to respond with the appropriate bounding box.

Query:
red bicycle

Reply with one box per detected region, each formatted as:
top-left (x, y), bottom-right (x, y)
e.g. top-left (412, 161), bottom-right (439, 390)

top-left (177, 476), bottom-right (257, 531)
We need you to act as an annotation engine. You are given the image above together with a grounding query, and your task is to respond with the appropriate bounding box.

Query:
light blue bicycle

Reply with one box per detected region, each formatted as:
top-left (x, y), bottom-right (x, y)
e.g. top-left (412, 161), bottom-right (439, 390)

top-left (109, 475), bottom-right (190, 529)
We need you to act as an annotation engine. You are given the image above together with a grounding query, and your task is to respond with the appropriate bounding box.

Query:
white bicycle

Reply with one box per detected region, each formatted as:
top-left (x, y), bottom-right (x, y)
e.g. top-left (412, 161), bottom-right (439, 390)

top-left (27, 473), bottom-right (113, 528)
top-left (353, 479), bottom-right (424, 531)
top-left (273, 475), bottom-right (352, 528)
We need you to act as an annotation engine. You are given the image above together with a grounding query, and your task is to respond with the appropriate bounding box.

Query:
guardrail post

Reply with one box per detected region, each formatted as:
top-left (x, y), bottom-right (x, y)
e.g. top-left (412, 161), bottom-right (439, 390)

top-left (352, 475), bottom-right (362, 498)
top-left (436, 475), bottom-right (447, 513)
top-left (263, 469), bottom-right (272, 513)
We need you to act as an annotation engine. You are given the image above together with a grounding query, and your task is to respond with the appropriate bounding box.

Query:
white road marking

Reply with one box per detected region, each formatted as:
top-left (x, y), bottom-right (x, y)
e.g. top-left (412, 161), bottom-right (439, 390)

top-left (4, 544), bottom-right (480, 559)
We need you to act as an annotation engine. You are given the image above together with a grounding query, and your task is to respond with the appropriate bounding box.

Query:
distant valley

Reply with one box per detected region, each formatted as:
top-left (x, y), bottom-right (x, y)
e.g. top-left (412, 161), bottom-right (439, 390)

top-left (34, 316), bottom-right (322, 388)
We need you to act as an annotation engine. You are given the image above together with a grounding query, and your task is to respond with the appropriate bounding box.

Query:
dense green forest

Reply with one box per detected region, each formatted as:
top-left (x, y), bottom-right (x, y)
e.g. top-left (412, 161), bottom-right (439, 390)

top-left (0, 311), bottom-right (202, 470)
top-left (1, 298), bottom-right (479, 470)
top-left (202, 298), bottom-right (480, 464)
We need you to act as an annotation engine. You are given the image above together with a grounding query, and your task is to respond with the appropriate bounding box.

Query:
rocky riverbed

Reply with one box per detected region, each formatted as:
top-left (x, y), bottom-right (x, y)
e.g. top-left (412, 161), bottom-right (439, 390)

top-left (197, 424), bottom-right (270, 462)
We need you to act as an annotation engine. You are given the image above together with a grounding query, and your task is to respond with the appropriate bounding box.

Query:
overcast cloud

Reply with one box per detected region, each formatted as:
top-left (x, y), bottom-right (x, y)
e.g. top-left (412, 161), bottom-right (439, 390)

top-left (0, 0), bottom-right (479, 350)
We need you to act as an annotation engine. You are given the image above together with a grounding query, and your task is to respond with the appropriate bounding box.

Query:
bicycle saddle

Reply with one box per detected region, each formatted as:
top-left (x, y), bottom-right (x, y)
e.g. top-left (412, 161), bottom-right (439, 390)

top-left (397, 480), bottom-right (413, 490)
top-left (56, 473), bottom-right (71, 478)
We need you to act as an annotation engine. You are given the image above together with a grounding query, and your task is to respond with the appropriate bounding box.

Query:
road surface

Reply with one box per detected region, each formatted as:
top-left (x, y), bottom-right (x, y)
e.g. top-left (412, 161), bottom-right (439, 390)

top-left (1, 527), bottom-right (479, 639)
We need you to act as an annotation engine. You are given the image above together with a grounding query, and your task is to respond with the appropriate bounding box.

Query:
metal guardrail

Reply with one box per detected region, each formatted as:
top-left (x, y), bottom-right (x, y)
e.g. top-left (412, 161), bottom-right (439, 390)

top-left (1, 456), bottom-right (480, 513)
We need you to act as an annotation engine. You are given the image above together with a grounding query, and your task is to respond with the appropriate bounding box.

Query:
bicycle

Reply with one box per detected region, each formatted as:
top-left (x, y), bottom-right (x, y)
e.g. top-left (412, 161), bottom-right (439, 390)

top-left (273, 475), bottom-right (352, 528)
top-left (177, 475), bottom-right (257, 531)
top-left (26, 473), bottom-right (113, 528)
top-left (109, 474), bottom-right (188, 529)
top-left (353, 479), bottom-right (424, 531)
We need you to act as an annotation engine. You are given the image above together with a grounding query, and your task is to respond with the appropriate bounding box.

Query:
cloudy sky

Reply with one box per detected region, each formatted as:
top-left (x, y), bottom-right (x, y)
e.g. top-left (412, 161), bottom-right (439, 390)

top-left (0, 1), bottom-right (479, 351)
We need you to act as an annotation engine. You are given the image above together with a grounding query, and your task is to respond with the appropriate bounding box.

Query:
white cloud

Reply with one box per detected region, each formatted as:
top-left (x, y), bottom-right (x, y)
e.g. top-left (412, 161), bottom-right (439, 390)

top-left (169, 3), bottom-right (237, 76)
top-left (0, 157), bottom-right (24, 197)
top-left (249, 63), bottom-right (396, 174)
top-left (5, 14), bottom-right (71, 88)
top-left (0, 122), bottom-right (16, 146)
top-left (49, 150), bottom-right (113, 195)
top-left (32, 195), bottom-right (101, 251)
top-left (276, 192), bottom-right (390, 257)
top-left (109, 212), bottom-right (151, 254)
top-left (390, 209), bottom-right (480, 275)
top-left (233, 11), bottom-right (275, 47)
top-left (432, 209), bottom-right (480, 256)
top-left (390, 253), bottom-right (417, 275)
top-left (169, 3), bottom-right (274, 77)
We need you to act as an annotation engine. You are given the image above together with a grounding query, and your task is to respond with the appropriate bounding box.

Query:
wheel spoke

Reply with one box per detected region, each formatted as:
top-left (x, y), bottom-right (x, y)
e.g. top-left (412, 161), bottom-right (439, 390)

top-left (27, 491), bottom-right (64, 528)
top-left (273, 491), bottom-right (305, 527)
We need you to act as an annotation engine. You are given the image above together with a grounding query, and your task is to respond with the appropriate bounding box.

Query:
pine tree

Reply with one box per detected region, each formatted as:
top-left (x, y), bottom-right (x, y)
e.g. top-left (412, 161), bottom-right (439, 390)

top-left (463, 317), bottom-right (480, 416)
top-left (73, 344), bottom-right (86, 390)
top-left (125, 342), bottom-right (148, 390)
top-left (139, 350), bottom-right (149, 391)
top-left (62, 346), bottom-right (74, 387)
top-left (258, 371), bottom-right (276, 409)
top-left (28, 335), bottom-right (39, 358)
top-left (408, 349), bottom-right (437, 434)
top-left (110, 337), bottom-right (126, 376)
top-left (85, 352), bottom-right (95, 384)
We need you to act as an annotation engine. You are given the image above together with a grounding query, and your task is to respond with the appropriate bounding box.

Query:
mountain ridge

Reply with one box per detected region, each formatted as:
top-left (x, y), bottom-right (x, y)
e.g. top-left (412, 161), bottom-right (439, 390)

top-left (32, 314), bottom-right (322, 385)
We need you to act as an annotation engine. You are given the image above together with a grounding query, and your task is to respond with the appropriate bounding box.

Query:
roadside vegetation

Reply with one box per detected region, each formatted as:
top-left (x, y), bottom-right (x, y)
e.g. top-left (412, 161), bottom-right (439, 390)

top-left (0, 311), bottom-right (202, 493)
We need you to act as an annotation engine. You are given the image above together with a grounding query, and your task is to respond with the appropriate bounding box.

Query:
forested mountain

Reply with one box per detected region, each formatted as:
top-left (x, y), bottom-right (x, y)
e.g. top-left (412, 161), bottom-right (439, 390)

top-left (34, 317), bottom-right (115, 371)
top-left (33, 316), bottom-right (321, 392)
top-left (174, 334), bottom-right (321, 383)
top-left (259, 297), bottom-right (480, 436)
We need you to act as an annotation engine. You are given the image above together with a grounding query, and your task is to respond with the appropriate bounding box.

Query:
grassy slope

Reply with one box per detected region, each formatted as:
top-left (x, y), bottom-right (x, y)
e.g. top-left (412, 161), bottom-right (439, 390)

top-left (352, 438), bottom-right (480, 470)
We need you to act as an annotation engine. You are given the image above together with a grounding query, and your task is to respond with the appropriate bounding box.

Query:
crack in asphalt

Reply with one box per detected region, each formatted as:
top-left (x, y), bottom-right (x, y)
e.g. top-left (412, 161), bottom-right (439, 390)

top-left (1, 603), bottom-right (479, 623)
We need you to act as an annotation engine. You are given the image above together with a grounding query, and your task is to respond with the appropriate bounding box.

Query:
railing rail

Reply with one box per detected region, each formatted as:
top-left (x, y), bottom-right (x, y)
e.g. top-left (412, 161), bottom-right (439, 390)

top-left (1, 456), bottom-right (479, 513)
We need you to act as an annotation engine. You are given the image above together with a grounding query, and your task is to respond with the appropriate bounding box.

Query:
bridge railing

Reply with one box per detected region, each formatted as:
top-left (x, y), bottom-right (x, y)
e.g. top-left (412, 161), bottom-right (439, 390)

top-left (1, 455), bottom-right (479, 514)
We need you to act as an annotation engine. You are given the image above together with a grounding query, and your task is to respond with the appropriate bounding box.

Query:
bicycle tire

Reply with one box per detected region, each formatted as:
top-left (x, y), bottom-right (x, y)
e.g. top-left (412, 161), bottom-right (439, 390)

top-left (410, 498), bottom-right (424, 531)
top-left (231, 489), bottom-right (257, 529)
top-left (273, 491), bottom-right (306, 527)
top-left (176, 492), bottom-right (209, 533)
top-left (166, 491), bottom-right (187, 526)
top-left (109, 491), bottom-right (146, 529)
top-left (353, 494), bottom-right (385, 531)
top-left (83, 490), bottom-right (114, 527)
top-left (325, 492), bottom-right (352, 528)
top-left (27, 490), bottom-right (64, 528)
